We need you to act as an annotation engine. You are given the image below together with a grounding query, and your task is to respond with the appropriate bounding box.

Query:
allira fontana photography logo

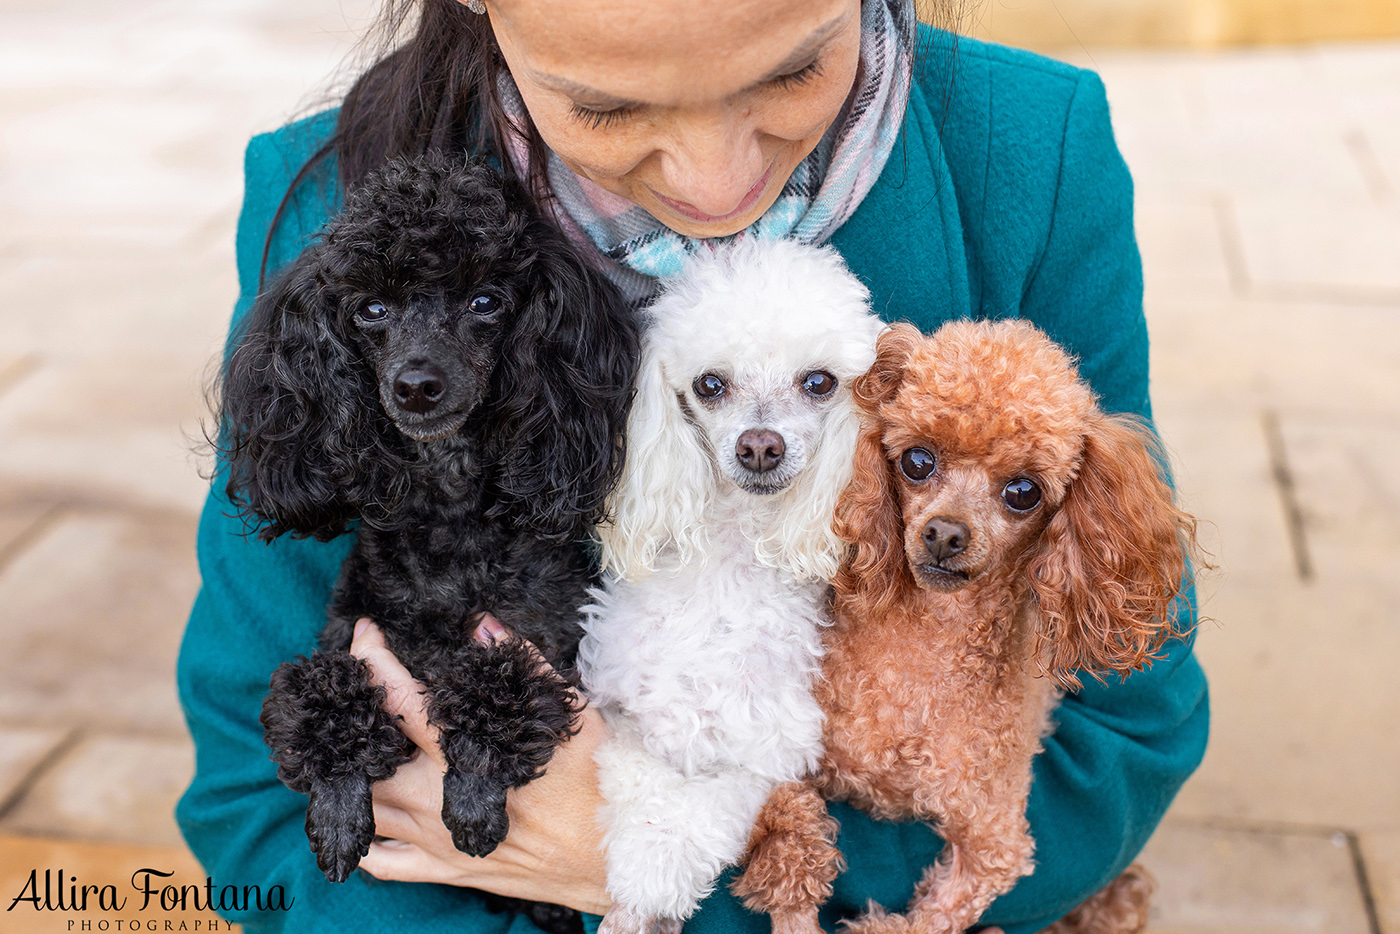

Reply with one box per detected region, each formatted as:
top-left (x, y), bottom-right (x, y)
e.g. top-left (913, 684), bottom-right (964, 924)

top-left (7, 867), bottom-right (293, 930)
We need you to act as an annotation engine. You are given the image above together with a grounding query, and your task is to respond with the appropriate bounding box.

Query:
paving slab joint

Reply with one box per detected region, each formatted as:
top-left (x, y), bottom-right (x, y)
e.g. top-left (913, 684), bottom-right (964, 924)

top-left (1210, 194), bottom-right (1250, 298)
top-left (0, 728), bottom-right (80, 821)
top-left (0, 354), bottom-right (42, 403)
top-left (1344, 831), bottom-right (1385, 934)
top-left (0, 504), bottom-right (66, 577)
top-left (1260, 409), bottom-right (1314, 583)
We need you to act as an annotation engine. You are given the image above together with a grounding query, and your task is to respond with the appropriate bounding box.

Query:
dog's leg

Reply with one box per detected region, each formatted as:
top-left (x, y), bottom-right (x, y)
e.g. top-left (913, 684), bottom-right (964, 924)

top-left (261, 651), bottom-right (415, 882)
top-left (1038, 864), bottom-right (1154, 934)
top-left (840, 793), bottom-right (1033, 934)
top-left (731, 781), bottom-right (840, 934)
top-left (424, 636), bottom-right (581, 857)
top-left (594, 727), bottom-right (773, 934)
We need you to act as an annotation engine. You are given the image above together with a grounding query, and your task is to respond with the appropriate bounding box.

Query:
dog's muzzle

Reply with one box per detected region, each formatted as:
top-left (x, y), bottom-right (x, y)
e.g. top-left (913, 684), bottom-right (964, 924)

top-left (735, 428), bottom-right (785, 473)
top-left (913, 516), bottom-right (973, 590)
top-left (733, 428), bottom-right (795, 494)
top-left (381, 359), bottom-right (477, 442)
top-left (393, 363), bottom-right (448, 414)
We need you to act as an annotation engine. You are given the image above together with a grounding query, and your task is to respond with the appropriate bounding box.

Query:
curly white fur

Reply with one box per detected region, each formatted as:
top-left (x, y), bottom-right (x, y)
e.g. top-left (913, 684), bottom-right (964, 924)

top-left (580, 239), bottom-right (881, 933)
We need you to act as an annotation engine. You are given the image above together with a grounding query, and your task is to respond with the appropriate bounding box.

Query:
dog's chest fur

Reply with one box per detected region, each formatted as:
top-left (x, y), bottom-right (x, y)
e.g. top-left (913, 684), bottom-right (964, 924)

top-left (581, 523), bottom-right (828, 782)
top-left (320, 437), bottom-right (594, 669)
top-left (816, 585), bottom-right (1058, 821)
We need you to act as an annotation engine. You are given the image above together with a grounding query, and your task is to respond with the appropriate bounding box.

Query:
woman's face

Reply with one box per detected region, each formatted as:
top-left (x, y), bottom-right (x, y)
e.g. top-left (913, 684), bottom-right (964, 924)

top-left (483, 0), bottom-right (863, 238)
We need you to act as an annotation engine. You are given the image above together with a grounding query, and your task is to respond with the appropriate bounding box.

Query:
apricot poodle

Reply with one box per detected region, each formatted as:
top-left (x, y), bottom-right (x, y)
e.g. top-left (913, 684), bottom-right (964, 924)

top-left (734, 319), bottom-right (1196, 934)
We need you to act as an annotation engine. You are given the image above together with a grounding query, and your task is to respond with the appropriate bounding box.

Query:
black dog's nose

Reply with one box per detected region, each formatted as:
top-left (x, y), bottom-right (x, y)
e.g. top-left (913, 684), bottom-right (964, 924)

top-left (393, 364), bottom-right (447, 414)
top-left (922, 517), bottom-right (970, 561)
top-left (736, 429), bottom-right (785, 473)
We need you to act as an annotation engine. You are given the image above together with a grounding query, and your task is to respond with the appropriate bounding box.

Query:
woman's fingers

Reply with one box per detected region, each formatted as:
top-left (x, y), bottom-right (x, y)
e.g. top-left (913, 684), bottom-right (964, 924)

top-left (350, 618), bottom-right (443, 761)
top-left (360, 837), bottom-right (440, 884)
top-left (371, 744), bottom-right (444, 813)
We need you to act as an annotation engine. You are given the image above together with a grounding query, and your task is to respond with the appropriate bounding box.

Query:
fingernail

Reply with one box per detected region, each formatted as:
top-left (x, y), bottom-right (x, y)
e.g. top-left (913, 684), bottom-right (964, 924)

top-left (354, 619), bottom-right (368, 641)
top-left (474, 616), bottom-right (506, 644)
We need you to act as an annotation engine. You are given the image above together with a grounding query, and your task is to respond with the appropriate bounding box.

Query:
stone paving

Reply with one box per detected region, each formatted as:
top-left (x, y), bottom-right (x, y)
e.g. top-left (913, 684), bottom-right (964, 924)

top-left (0, 1), bottom-right (1396, 931)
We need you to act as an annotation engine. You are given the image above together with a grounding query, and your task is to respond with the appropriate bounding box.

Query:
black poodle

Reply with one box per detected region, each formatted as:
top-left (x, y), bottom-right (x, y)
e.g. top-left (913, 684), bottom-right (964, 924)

top-left (218, 153), bottom-right (639, 926)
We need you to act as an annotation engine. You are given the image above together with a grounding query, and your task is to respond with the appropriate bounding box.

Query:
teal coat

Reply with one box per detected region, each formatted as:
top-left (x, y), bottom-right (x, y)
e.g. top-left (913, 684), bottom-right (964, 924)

top-left (177, 32), bottom-right (1208, 934)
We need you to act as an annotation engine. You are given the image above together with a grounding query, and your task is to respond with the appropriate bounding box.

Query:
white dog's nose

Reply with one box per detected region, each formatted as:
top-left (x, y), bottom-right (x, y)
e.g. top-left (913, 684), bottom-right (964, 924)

top-left (735, 429), bottom-right (785, 473)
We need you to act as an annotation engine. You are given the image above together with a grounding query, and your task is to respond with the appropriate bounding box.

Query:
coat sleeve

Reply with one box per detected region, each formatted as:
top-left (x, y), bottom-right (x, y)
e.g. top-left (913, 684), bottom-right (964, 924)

top-left (174, 119), bottom-right (555, 934)
top-left (989, 68), bottom-right (1209, 932)
top-left (687, 69), bottom-right (1209, 934)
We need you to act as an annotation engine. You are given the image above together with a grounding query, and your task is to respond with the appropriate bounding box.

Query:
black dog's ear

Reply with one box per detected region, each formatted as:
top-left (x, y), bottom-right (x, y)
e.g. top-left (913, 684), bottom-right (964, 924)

top-left (486, 224), bottom-right (640, 539)
top-left (218, 249), bottom-right (399, 542)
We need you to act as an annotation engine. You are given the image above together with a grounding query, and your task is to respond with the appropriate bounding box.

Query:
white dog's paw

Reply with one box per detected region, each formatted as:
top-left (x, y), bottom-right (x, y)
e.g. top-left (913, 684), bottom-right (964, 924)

top-left (599, 904), bottom-right (684, 934)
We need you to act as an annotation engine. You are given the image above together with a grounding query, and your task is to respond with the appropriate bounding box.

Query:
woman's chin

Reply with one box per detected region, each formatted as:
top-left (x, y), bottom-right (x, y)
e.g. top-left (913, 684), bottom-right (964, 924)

top-left (649, 210), bottom-right (759, 238)
top-left (642, 190), bottom-right (782, 238)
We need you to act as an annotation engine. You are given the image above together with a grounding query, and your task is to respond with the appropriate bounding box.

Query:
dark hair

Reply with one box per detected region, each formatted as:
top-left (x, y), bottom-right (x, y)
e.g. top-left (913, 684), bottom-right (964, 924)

top-left (261, 0), bottom-right (968, 288)
top-left (335, 0), bottom-right (551, 195)
top-left (259, 0), bottom-right (551, 288)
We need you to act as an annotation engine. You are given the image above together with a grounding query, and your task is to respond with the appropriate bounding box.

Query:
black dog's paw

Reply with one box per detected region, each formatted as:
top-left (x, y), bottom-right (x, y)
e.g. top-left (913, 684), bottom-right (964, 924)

top-left (442, 769), bottom-right (509, 857)
top-left (480, 893), bottom-right (585, 934)
top-left (307, 774), bottom-right (375, 883)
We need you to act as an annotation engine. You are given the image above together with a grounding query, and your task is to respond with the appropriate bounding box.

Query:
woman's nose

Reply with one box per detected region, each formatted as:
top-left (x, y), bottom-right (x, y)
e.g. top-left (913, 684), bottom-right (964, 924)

top-left (658, 110), bottom-right (766, 217)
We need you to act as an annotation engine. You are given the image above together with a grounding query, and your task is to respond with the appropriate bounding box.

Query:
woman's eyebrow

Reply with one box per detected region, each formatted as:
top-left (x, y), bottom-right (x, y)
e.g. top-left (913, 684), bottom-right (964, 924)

top-left (530, 10), bottom-right (852, 108)
top-left (759, 11), bottom-right (851, 81)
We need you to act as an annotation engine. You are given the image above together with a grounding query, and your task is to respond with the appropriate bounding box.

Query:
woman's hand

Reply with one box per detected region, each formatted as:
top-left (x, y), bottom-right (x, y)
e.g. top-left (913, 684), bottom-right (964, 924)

top-left (352, 617), bottom-right (612, 916)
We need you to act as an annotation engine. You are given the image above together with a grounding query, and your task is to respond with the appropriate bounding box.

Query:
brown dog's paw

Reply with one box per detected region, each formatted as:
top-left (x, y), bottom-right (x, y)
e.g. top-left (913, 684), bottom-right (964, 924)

top-left (769, 906), bottom-right (824, 934)
top-left (838, 904), bottom-right (915, 934)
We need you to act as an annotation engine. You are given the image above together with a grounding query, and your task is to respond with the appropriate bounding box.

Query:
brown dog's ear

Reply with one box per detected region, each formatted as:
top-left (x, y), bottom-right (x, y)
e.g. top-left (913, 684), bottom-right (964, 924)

top-left (853, 323), bottom-right (923, 412)
top-left (1027, 415), bottom-right (1197, 690)
top-left (835, 327), bottom-right (919, 617)
top-left (834, 424), bottom-right (912, 617)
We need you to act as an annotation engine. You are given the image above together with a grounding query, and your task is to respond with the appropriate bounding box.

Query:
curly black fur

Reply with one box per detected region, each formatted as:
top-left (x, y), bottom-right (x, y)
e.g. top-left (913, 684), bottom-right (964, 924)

top-left (220, 153), bottom-right (638, 930)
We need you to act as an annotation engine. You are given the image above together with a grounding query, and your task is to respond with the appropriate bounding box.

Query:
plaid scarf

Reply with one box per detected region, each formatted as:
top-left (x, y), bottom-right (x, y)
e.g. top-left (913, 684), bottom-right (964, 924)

top-left (500, 0), bottom-right (916, 302)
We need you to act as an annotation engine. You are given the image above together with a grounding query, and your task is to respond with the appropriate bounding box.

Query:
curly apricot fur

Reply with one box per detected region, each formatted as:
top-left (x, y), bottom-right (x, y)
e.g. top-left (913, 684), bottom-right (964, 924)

top-left (737, 320), bottom-right (1195, 934)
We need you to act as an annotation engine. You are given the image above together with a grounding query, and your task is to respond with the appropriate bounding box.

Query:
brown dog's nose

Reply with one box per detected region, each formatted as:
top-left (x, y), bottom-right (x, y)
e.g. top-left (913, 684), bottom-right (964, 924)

top-left (393, 364), bottom-right (447, 414)
top-left (922, 517), bottom-right (970, 561)
top-left (735, 429), bottom-right (785, 473)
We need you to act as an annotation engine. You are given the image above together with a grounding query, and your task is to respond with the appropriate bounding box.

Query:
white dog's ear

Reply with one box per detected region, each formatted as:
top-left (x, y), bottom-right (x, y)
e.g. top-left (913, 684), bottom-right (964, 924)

top-left (757, 394), bottom-right (861, 581)
top-left (597, 345), bottom-right (714, 579)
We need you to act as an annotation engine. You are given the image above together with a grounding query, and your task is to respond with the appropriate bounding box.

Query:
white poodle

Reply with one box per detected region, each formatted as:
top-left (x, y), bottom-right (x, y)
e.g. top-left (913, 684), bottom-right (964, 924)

top-left (579, 239), bottom-right (882, 934)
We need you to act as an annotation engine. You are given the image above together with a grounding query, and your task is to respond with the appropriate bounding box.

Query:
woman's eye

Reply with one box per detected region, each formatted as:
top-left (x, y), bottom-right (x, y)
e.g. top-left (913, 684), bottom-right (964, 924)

top-left (693, 373), bottom-right (727, 400)
top-left (358, 300), bottom-right (387, 321)
top-left (568, 102), bottom-right (639, 130)
top-left (469, 294), bottom-right (501, 315)
top-left (1002, 478), bottom-right (1042, 512)
top-left (899, 448), bottom-right (936, 482)
top-left (769, 58), bottom-right (824, 91)
top-left (801, 371), bottom-right (837, 397)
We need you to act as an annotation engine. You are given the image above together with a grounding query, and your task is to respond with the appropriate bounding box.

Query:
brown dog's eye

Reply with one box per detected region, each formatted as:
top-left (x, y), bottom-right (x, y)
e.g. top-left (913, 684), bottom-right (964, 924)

top-left (358, 300), bottom-right (387, 321)
top-left (899, 448), bottom-right (936, 481)
top-left (693, 373), bottom-right (727, 400)
top-left (1002, 478), bottom-right (1042, 512)
top-left (801, 371), bottom-right (837, 397)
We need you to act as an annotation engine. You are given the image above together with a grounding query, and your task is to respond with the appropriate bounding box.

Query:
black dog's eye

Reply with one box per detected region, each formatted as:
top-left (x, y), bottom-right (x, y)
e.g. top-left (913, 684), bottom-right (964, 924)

top-left (899, 448), bottom-right (936, 482)
top-left (469, 294), bottom-right (501, 315)
top-left (693, 373), bottom-right (727, 400)
top-left (1003, 478), bottom-right (1042, 512)
top-left (358, 300), bottom-right (387, 321)
top-left (801, 371), bottom-right (837, 397)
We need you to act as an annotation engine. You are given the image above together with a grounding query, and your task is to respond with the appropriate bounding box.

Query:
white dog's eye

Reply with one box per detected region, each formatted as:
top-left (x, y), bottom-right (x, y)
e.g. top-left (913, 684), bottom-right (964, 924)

top-left (899, 448), bottom-right (936, 481)
top-left (801, 371), bottom-right (837, 397)
top-left (693, 373), bottom-right (727, 400)
top-left (358, 300), bottom-right (388, 321)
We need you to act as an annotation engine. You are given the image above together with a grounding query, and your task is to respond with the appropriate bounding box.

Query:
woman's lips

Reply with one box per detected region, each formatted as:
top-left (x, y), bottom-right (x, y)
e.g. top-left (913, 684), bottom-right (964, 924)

top-left (650, 162), bottom-right (775, 225)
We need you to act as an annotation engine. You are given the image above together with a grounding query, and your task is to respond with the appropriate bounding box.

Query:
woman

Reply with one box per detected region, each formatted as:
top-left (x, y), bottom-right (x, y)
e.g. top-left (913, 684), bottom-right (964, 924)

top-left (176, 0), bottom-right (1209, 931)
